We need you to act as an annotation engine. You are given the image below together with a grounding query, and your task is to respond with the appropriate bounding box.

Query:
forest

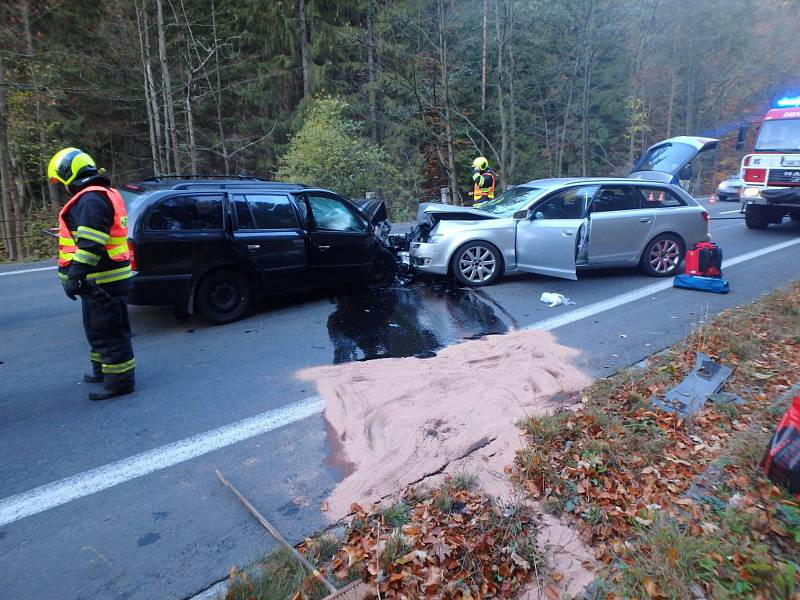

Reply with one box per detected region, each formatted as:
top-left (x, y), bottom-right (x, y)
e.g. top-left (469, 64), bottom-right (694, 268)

top-left (1, 0), bottom-right (799, 261)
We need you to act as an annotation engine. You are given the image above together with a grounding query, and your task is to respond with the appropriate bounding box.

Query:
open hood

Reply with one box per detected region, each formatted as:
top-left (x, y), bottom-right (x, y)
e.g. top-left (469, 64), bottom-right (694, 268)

top-left (351, 198), bottom-right (389, 224)
top-left (629, 136), bottom-right (719, 183)
top-left (416, 202), bottom-right (497, 224)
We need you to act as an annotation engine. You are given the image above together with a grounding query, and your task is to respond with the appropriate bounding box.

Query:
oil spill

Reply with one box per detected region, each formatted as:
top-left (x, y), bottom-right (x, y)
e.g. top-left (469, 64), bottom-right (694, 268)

top-left (326, 282), bottom-right (508, 364)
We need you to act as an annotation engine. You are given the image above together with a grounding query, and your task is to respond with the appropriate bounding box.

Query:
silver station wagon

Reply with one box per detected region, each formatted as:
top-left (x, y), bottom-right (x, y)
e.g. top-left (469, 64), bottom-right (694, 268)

top-left (410, 136), bottom-right (716, 286)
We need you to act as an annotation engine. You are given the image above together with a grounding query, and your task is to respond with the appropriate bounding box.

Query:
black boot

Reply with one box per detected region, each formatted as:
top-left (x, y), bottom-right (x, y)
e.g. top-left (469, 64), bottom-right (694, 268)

top-left (84, 362), bottom-right (103, 384)
top-left (89, 370), bottom-right (135, 401)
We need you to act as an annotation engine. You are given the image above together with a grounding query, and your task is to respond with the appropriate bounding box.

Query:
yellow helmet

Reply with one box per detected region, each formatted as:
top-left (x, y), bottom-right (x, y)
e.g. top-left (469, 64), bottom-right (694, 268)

top-left (48, 147), bottom-right (97, 187)
top-left (472, 156), bottom-right (489, 171)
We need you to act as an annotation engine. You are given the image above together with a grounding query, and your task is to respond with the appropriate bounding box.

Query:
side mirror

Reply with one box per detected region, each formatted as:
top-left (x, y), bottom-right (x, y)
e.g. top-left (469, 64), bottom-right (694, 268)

top-left (512, 209), bottom-right (528, 220)
top-left (736, 124), bottom-right (748, 150)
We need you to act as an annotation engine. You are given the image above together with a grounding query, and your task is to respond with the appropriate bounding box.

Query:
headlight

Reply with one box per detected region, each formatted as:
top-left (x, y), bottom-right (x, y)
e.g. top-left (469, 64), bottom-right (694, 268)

top-left (742, 187), bottom-right (760, 198)
top-left (428, 234), bottom-right (445, 244)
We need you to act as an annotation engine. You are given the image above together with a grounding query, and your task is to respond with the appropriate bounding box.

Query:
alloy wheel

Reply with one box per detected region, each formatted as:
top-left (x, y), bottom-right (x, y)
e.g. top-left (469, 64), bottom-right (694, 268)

top-left (458, 245), bottom-right (497, 283)
top-left (648, 239), bottom-right (680, 274)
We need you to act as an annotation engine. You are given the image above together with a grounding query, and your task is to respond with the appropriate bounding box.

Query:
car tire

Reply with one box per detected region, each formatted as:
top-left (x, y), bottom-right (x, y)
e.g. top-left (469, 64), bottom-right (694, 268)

top-left (640, 234), bottom-right (683, 277)
top-left (745, 205), bottom-right (770, 230)
top-left (366, 248), bottom-right (397, 288)
top-left (195, 269), bottom-right (251, 324)
top-left (451, 241), bottom-right (502, 287)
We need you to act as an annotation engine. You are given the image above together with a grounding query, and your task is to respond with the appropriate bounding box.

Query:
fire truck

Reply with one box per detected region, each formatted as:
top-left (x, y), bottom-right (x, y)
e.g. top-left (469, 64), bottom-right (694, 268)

top-left (739, 96), bottom-right (800, 229)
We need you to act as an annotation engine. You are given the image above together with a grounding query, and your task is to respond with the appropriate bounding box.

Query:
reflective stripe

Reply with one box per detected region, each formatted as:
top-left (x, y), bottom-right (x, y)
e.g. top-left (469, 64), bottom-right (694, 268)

top-left (59, 251), bottom-right (74, 261)
top-left (109, 236), bottom-right (127, 245)
top-left (102, 358), bottom-right (135, 374)
top-left (59, 237), bottom-right (76, 247)
top-left (90, 351), bottom-right (102, 362)
top-left (106, 244), bottom-right (129, 258)
top-left (73, 249), bottom-right (101, 266)
top-left (57, 272), bottom-right (68, 281)
top-left (76, 226), bottom-right (111, 244)
top-left (86, 264), bottom-right (133, 284)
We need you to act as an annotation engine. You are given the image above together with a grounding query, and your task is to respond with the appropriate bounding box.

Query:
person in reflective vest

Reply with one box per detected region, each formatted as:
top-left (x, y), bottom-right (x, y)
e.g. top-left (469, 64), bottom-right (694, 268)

top-left (471, 156), bottom-right (495, 207)
top-left (48, 147), bottom-right (136, 401)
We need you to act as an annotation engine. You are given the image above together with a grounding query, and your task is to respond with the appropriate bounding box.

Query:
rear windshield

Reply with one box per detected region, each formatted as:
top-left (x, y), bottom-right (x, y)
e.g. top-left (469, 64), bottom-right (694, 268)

top-left (633, 142), bottom-right (697, 174)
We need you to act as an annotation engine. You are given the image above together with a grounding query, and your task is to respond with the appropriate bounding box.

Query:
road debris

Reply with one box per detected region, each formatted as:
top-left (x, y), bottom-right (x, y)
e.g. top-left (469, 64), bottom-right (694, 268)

top-left (651, 352), bottom-right (733, 417)
top-left (539, 292), bottom-right (575, 308)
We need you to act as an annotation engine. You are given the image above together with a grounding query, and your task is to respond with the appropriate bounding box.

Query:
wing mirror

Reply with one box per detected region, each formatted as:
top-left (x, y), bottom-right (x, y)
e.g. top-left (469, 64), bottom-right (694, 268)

top-left (736, 124), bottom-right (748, 150)
top-left (512, 209), bottom-right (528, 220)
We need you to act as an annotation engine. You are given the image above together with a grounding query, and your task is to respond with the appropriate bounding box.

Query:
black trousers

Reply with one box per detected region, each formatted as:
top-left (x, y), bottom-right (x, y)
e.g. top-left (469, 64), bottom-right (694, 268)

top-left (80, 282), bottom-right (135, 389)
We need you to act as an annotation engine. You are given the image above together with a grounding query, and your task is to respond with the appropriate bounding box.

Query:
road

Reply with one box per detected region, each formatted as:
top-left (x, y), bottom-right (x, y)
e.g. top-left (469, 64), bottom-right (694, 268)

top-left (1, 199), bottom-right (799, 599)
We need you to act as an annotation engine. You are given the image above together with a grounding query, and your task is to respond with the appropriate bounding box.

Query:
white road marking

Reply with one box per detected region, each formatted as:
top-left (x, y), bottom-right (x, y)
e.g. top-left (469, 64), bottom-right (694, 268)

top-left (0, 396), bottom-right (324, 528)
top-left (3, 236), bottom-right (800, 527)
top-left (528, 236), bottom-right (800, 332)
top-left (0, 265), bottom-right (57, 277)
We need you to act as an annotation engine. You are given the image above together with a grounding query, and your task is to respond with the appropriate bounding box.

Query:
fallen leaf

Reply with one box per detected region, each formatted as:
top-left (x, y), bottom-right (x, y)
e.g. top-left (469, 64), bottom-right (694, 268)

top-left (320, 500), bottom-right (329, 512)
top-left (543, 584), bottom-right (560, 600)
top-left (643, 576), bottom-right (659, 597)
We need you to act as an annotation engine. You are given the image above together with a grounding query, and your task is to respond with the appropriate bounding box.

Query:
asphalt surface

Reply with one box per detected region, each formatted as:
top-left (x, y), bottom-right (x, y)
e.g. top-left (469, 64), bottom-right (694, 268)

top-left (2, 198), bottom-right (800, 599)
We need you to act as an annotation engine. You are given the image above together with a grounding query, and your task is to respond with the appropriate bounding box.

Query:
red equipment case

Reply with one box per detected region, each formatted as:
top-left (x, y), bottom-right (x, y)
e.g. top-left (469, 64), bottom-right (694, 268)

top-left (685, 242), bottom-right (722, 278)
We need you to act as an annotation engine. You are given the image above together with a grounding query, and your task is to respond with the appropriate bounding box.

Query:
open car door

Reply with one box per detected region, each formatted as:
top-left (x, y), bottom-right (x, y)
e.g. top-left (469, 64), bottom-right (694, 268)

top-left (629, 136), bottom-right (719, 186)
top-left (514, 185), bottom-right (598, 280)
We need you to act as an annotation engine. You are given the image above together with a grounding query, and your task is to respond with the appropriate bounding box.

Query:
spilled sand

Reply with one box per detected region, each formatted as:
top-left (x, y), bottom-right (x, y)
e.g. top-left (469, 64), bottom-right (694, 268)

top-left (298, 328), bottom-right (596, 595)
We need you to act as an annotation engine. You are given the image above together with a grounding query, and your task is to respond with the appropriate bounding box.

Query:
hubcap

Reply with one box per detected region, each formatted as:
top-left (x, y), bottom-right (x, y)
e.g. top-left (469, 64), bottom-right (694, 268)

top-left (649, 239), bottom-right (680, 274)
top-left (459, 246), bottom-right (496, 283)
top-left (209, 280), bottom-right (240, 313)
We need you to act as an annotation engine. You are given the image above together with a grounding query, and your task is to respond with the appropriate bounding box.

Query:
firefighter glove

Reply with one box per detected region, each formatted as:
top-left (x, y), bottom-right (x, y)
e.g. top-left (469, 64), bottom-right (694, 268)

top-left (62, 276), bottom-right (85, 301)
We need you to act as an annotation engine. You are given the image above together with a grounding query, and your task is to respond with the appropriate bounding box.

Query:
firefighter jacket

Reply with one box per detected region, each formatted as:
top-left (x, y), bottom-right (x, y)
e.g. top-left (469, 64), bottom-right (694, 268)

top-left (472, 168), bottom-right (496, 202)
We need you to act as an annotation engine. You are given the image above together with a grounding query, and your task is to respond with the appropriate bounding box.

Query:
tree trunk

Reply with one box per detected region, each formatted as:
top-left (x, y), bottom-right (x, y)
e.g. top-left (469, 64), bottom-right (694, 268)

top-left (186, 76), bottom-right (197, 173)
top-left (136, 0), bottom-right (161, 175)
top-left (437, 0), bottom-right (459, 205)
top-left (481, 0), bottom-right (488, 153)
top-left (495, 0), bottom-right (509, 190)
top-left (0, 61), bottom-right (17, 261)
top-left (156, 0), bottom-right (181, 174)
top-left (666, 34), bottom-right (677, 138)
top-left (367, 0), bottom-right (378, 142)
top-left (580, 0), bottom-right (594, 177)
top-left (211, 0), bottom-right (229, 174)
top-left (299, 0), bottom-right (311, 98)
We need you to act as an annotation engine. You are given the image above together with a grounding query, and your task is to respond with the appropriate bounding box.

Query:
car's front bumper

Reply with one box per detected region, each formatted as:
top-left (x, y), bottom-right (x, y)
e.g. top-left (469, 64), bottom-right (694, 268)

top-left (409, 241), bottom-right (450, 275)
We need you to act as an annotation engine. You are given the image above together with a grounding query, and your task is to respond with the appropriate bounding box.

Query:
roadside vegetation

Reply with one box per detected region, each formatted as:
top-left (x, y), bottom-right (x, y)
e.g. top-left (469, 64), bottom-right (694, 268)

top-left (514, 282), bottom-right (800, 599)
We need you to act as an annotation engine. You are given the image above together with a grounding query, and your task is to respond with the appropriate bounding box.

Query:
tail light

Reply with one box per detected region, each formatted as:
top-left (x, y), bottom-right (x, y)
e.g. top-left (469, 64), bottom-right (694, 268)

top-left (128, 240), bottom-right (137, 271)
top-left (702, 211), bottom-right (710, 222)
top-left (743, 168), bottom-right (766, 183)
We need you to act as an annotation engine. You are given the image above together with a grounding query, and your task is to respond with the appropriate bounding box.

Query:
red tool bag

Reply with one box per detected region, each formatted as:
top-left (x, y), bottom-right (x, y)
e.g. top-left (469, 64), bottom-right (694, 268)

top-left (685, 242), bottom-right (722, 278)
top-left (760, 396), bottom-right (800, 498)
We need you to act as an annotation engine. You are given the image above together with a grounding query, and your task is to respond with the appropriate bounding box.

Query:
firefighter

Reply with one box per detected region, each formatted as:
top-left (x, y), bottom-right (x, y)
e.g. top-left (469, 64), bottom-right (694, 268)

top-left (48, 147), bottom-right (136, 401)
top-left (471, 156), bottom-right (495, 207)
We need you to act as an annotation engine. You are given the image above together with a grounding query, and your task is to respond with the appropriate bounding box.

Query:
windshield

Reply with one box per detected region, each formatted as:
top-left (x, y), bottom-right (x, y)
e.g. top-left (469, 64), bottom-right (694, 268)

top-left (479, 186), bottom-right (546, 216)
top-left (755, 119), bottom-right (800, 152)
top-left (632, 142), bottom-right (696, 174)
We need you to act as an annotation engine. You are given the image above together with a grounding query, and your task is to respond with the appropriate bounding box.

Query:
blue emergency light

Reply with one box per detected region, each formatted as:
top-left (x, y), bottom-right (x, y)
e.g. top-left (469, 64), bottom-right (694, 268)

top-left (776, 96), bottom-right (800, 107)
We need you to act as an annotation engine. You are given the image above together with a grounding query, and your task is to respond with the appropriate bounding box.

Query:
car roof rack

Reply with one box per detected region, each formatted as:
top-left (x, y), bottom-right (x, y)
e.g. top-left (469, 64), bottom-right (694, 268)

top-left (139, 174), bottom-right (269, 182)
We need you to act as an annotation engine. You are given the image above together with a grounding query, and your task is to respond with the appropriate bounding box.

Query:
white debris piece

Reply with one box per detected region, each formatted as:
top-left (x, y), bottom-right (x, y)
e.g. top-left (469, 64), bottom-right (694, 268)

top-left (539, 292), bottom-right (575, 308)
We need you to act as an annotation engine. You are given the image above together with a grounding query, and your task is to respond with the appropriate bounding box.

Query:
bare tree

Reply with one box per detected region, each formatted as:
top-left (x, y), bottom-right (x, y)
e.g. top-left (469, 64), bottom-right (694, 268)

top-left (299, 0), bottom-right (311, 98)
top-left (367, 0), bottom-right (378, 142)
top-left (580, 0), bottom-right (595, 176)
top-left (156, 0), bottom-right (181, 173)
top-left (437, 0), bottom-right (459, 204)
top-left (0, 60), bottom-right (20, 260)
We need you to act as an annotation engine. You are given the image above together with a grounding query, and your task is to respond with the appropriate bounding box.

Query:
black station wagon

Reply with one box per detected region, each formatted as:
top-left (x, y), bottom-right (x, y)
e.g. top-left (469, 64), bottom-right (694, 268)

top-left (120, 176), bottom-right (396, 323)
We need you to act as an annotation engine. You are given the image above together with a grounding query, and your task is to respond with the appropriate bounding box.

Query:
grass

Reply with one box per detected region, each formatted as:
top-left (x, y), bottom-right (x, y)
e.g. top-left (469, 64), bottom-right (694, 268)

top-left (225, 547), bottom-right (328, 600)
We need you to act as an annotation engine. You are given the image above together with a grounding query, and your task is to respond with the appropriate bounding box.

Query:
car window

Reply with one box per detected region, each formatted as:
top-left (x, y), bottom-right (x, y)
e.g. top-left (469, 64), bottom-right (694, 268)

top-left (479, 186), bottom-right (546, 216)
top-left (234, 194), bottom-right (299, 229)
top-left (636, 186), bottom-right (686, 208)
top-left (591, 186), bottom-right (641, 213)
top-left (307, 195), bottom-right (366, 232)
top-left (534, 185), bottom-right (598, 220)
top-left (147, 195), bottom-right (223, 231)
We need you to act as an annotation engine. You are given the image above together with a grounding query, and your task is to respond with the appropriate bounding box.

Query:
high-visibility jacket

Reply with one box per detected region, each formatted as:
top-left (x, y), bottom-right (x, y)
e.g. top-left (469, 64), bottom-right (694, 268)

top-left (58, 186), bottom-right (132, 284)
top-left (472, 170), bottom-right (495, 202)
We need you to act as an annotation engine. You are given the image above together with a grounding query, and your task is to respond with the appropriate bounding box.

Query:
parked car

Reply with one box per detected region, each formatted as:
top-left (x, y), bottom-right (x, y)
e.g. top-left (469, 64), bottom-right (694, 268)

top-left (717, 172), bottom-right (743, 202)
top-left (120, 176), bottom-right (396, 323)
top-left (409, 136), bottom-right (716, 286)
